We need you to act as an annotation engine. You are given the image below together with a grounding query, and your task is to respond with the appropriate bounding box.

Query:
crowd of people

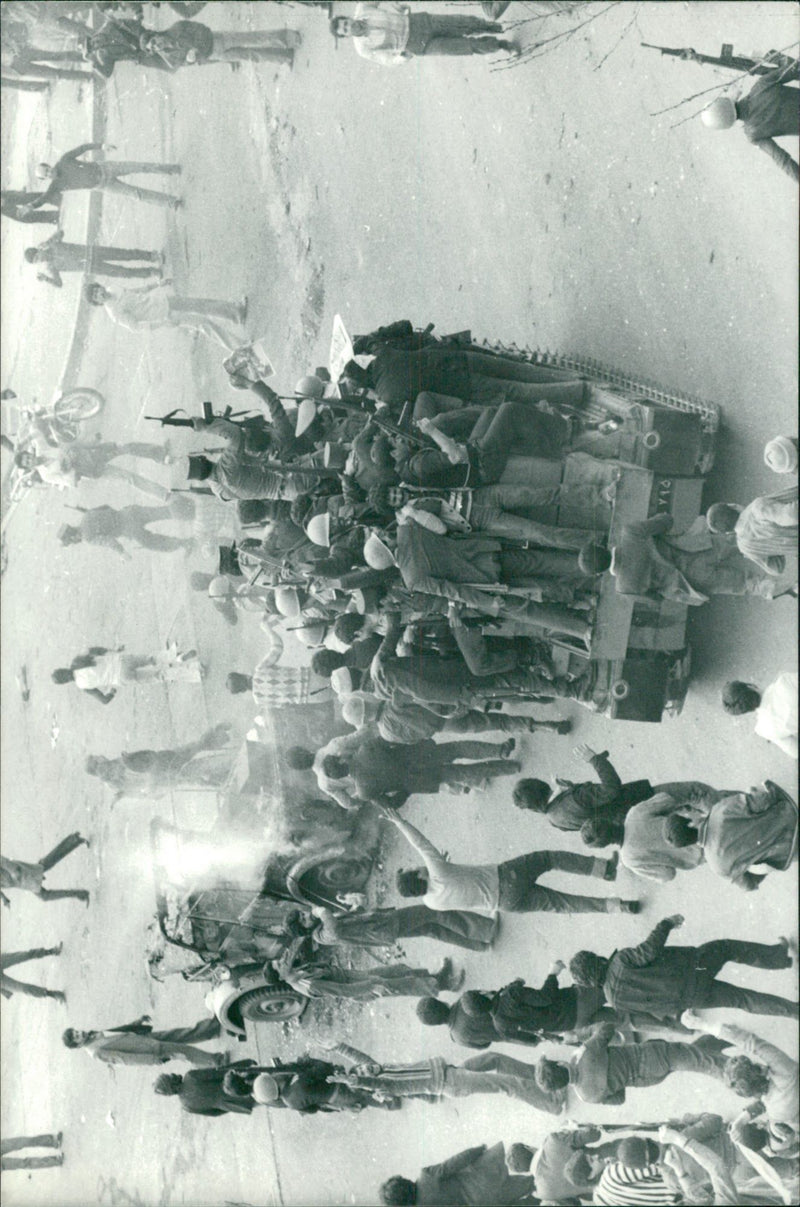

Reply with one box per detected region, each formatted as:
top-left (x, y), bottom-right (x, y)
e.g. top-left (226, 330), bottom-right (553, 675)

top-left (1, 1), bottom-right (798, 1204)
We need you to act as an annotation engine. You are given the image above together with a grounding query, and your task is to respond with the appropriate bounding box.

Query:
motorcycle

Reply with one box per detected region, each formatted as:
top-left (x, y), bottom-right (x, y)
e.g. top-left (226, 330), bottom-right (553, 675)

top-left (1, 387), bottom-right (105, 448)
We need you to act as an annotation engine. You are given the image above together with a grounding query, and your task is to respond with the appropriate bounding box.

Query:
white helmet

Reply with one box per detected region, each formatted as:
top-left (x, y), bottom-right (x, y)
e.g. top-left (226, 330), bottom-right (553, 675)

top-left (342, 691), bottom-right (381, 729)
top-left (294, 374), bottom-right (325, 399)
top-left (764, 436), bottom-right (798, 475)
top-left (305, 512), bottom-right (331, 548)
top-left (701, 97), bottom-right (737, 130)
top-left (295, 621), bottom-right (327, 648)
top-left (363, 532), bottom-right (395, 570)
top-left (208, 575), bottom-right (232, 598)
top-left (330, 667), bottom-right (355, 697)
top-left (274, 586), bottom-right (303, 617)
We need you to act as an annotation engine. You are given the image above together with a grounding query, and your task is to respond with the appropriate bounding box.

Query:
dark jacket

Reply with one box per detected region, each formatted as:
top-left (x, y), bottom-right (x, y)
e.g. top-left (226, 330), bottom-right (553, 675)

top-left (416, 1142), bottom-right (536, 1206)
top-left (546, 752), bottom-right (652, 831)
top-left (271, 1057), bottom-right (339, 1114)
top-left (603, 919), bottom-right (701, 1019)
top-left (364, 347), bottom-right (473, 408)
top-left (491, 976), bottom-right (581, 1043)
top-left (178, 1060), bottom-right (256, 1116)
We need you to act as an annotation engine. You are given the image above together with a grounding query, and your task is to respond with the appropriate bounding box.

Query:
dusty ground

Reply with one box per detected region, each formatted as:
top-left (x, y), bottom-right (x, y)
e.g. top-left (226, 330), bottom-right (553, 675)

top-left (1, 2), bottom-right (798, 1205)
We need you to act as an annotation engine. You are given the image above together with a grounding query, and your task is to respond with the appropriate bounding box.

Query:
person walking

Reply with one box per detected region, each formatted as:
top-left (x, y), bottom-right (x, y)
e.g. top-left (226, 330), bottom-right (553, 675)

top-left (569, 915), bottom-right (798, 1021)
top-left (309, 902), bottom-right (498, 952)
top-left (313, 732), bottom-right (522, 810)
top-left (140, 20), bottom-right (300, 68)
top-left (534, 1020), bottom-right (729, 1105)
top-left (15, 438), bottom-right (169, 499)
top-left (58, 501), bottom-right (194, 558)
top-left (415, 959), bottom-right (615, 1050)
top-left (1, 832), bottom-right (89, 906)
top-left (85, 724), bottom-right (233, 800)
top-left (341, 689), bottom-right (569, 745)
top-left (331, 4), bottom-right (517, 64)
top-left (1, 945), bottom-right (65, 1003)
top-left (513, 744), bottom-right (653, 832)
top-left (52, 644), bottom-right (202, 703)
top-left (327, 1043), bottom-right (566, 1114)
top-left (1, 188), bottom-right (59, 224)
top-left (25, 231), bottom-right (162, 285)
top-left (62, 1014), bottom-right (225, 1067)
top-left (85, 281), bottom-right (248, 351)
top-left (26, 141), bottom-right (181, 211)
top-left (384, 808), bottom-right (638, 917)
top-left (1, 1134), bottom-right (63, 1173)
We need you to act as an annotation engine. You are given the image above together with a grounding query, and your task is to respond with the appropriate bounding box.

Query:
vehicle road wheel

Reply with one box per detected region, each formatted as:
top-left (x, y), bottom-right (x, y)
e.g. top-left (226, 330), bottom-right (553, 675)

top-left (237, 986), bottom-right (306, 1023)
top-left (54, 389), bottom-right (105, 424)
top-left (292, 853), bottom-right (373, 907)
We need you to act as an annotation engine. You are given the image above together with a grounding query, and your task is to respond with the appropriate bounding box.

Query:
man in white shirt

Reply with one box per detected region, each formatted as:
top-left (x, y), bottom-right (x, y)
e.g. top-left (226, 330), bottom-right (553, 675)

top-left (330, 2), bottom-right (516, 65)
top-left (85, 281), bottom-right (247, 352)
top-left (723, 673), bottom-right (798, 760)
top-left (382, 808), bottom-right (636, 916)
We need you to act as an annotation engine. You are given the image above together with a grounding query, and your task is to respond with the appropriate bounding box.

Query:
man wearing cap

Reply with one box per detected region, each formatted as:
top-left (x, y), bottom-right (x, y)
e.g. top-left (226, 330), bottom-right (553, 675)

top-left (226, 1053), bottom-right (396, 1115)
top-left (330, 3), bottom-right (517, 64)
top-left (153, 1059), bottom-right (259, 1116)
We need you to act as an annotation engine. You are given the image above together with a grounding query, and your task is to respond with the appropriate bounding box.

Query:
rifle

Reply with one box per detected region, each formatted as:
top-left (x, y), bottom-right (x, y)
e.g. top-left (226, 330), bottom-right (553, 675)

top-left (144, 402), bottom-right (254, 428)
top-left (641, 42), bottom-right (777, 74)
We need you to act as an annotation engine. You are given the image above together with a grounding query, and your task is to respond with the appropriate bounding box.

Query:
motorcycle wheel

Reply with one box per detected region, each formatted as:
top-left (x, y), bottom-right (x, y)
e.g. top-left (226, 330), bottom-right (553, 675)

top-left (54, 389), bottom-right (105, 426)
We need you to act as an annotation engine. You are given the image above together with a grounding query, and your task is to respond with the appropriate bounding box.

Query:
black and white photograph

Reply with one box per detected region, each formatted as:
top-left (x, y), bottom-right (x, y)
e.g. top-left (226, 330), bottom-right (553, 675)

top-left (1, 0), bottom-right (797, 1204)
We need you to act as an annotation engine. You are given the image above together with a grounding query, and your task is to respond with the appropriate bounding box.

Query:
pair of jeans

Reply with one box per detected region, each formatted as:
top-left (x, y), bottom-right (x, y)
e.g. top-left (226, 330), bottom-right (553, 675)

top-left (691, 939), bottom-right (796, 1016)
top-left (498, 850), bottom-right (613, 913)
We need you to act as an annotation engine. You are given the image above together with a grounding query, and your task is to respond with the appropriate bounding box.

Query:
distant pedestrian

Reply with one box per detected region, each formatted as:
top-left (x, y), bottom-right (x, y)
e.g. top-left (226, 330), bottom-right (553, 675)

top-left (52, 644), bottom-right (202, 703)
top-left (722, 673), bottom-right (798, 760)
top-left (701, 58), bottom-right (799, 182)
top-left (85, 724), bottom-right (233, 799)
top-left (1, 832), bottom-right (89, 907)
top-left (62, 1015), bottom-right (225, 1067)
top-left (25, 231), bottom-right (161, 286)
top-left (14, 438), bottom-right (168, 498)
top-left (1, 945), bottom-right (65, 1003)
top-left (26, 142), bottom-right (181, 211)
top-left (140, 21), bottom-right (300, 68)
top-left (1, 188), bottom-right (59, 224)
top-left (85, 281), bottom-right (248, 351)
top-left (58, 501), bottom-right (194, 558)
top-left (1, 1133), bottom-right (63, 1173)
top-left (330, 3), bottom-right (517, 63)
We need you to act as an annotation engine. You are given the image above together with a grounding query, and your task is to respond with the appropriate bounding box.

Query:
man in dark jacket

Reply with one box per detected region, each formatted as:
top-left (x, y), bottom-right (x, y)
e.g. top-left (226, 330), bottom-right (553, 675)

top-left (153, 1059), bottom-right (257, 1116)
top-left (513, 744), bottom-right (653, 832)
top-left (29, 141), bottom-right (180, 210)
top-left (570, 916), bottom-right (797, 1019)
top-left (380, 1141), bottom-right (536, 1205)
top-left (239, 1055), bottom-right (392, 1114)
top-left (416, 960), bottom-right (610, 1049)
